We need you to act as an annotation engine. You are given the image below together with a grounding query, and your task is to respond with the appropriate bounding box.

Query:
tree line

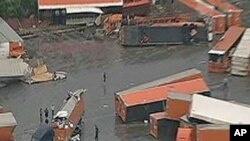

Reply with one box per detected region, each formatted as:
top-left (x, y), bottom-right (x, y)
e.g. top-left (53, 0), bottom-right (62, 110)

top-left (0, 0), bottom-right (37, 19)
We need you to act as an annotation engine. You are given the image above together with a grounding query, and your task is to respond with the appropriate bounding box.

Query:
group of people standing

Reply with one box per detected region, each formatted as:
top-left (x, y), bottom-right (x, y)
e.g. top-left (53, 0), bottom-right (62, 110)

top-left (39, 104), bottom-right (55, 124)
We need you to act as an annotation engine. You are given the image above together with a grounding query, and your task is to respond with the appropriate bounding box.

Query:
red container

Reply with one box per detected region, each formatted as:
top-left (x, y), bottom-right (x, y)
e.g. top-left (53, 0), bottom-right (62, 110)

top-left (149, 112), bottom-right (167, 138)
top-left (196, 124), bottom-right (230, 141)
top-left (166, 93), bottom-right (192, 119)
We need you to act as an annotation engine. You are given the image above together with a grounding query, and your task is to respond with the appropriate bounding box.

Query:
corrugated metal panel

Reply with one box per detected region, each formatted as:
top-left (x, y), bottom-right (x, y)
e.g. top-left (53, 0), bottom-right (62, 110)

top-left (38, 0), bottom-right (123, 9)
top-left (0, 112), bottom-right (17, 128)
top-left (233, 28), bottom-right (250, 58)
top-left (189, 94), bottom-right (250, 124)
top-left (60, 89), bottom-right (84, 119)
top-left (0, 42), bottom-right (9, 59)
top-left (66, 7), bottom-right (103, 14)
top-left (116, 69), bottom-right (202, 96)
top-left (0, 18), bottom-right (23, 43)
top-left (0, 59), bottom-right (29, 78)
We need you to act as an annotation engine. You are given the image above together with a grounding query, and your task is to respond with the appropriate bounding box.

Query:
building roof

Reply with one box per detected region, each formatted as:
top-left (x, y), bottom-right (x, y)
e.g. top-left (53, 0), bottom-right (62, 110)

top-left (205, 0), bottom-right (242, 12)
top-left (0, 112), bottom-right (17, 128)
top-left (208, 26), bottom-right (245, 55)
top-left (179, 0), bottom-right (225, 17)
top-left (233, 28), bottom-right (250, 58)
top-left (0, 59), bottom-right (29, 78)
top-left (189, 94), bottom-right (250, 124)
top-left (0, 17), bottom-right (23, 43)
top-left (38, 0), bottom-right (123, 10)
top-left (66, 7), bottom-right (103, 14)
top-left (116, 68), bottom-right (202, 96)
top-left (120, 78), bottom-right (209, 107)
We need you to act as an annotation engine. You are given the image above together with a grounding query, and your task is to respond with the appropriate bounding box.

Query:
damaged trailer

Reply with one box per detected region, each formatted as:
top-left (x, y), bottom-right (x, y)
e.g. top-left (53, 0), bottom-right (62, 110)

top-left (208, 26), bottom-right (245, 73)
top-left (173, 0), bottom-right (226, 34)
top-left (120, 22), bottom-right (208, 46)
top-left (115, 78), bottom-right (210, 122)
top-left (116, 68), bottom-right (202, 96)
top-left (0, 59), bottom-right (30, 83)
top-left (205, 0), bottom-right (243, 27)
top-left (189, 94), bottom-right (250, 124)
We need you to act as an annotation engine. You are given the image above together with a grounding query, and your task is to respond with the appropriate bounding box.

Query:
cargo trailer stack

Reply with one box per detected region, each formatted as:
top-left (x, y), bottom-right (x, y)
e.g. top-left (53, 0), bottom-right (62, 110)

top-left (231, 28), bottom-right (250, 76)
top-left (208, 26), bottom-right (245, 73)
top-left (205, 0), bottom-right (243, 27)
top-left (174, 0), bottom-right (226, 34)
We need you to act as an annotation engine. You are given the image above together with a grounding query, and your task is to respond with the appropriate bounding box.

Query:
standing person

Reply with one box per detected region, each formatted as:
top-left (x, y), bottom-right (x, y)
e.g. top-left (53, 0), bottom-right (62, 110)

top-left (223, 78), bottom-right (228, 90)
top-left (39, 108), bottom-right (43, 124)
top-left (94, 124), bottom-right (100, 141)
top-left (44, 108), bottom-right (49, 118)
top-left (103, 72), bottom-right (106, 83)
top-left (51, 104), bottom-right (55, 120)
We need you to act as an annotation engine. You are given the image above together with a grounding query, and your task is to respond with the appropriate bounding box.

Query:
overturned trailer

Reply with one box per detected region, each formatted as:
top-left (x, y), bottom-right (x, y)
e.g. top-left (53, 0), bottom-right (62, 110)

top-left (174, 0), bottom-right (226, 34)
top-left (205, 0), bottom-right (243, 27)
top-left (208, 26), bottom-right (245, 73)
top-left (32, 89), bottom-right (86, 141)
top-left (189, 94), bottom-right (250, 124)
top-left (115, 78), bottom-right (209, 122)
top-left (120, 22), bottom-right (208, 46)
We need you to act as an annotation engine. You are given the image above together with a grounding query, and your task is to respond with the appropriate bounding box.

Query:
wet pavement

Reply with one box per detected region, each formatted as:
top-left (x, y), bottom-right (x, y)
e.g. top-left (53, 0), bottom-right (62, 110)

top-left (1, 0), bottom-right (250, 140)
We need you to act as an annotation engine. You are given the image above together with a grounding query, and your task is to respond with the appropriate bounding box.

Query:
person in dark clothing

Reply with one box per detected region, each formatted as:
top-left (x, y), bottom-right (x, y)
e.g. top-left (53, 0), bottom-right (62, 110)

top-left (45, 118), bottom-right (49, 124)
top-left (103, 72), bottom-right (106, 83)
top-left (44, 108), bottom-right (49, 119)
top-left (51, 104), bottom-right (55, 120)
top-left (94, 124), bottom-right (100, 141)
top-left (39, 108), bottom-right (43, 124)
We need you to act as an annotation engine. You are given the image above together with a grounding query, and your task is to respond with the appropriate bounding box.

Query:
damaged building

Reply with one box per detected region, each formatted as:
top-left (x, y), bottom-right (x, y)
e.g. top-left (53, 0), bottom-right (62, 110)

top-left (38, 0), bottom-right (123, 25)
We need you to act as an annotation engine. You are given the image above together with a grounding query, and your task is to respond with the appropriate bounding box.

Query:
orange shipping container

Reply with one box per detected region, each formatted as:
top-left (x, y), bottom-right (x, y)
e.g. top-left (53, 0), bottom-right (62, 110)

top-left (176, 0), bottom-right (226, 34)
top-left (196, 124), bottom-right (229, 141)
top-left (9, 41), bottom-right (25, 58)
top-left (0, 112), bottom-right (17, 141)
top-left (166, 93), bottom-right (192, 119)
top-left (205, 0), bottom-right (243, 27)
top-left (149, 112), bottom-right (167, 138)
top-left (116, 78), bottom-right (209, 122)
top-left (208, 26), bottom-right (245, 73)
top-left (176, 128), bottom-right (193, 141)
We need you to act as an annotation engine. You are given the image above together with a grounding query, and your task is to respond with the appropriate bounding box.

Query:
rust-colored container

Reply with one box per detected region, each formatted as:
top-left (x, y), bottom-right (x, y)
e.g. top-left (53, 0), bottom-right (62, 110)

top-left (53, 89), bottom-right (85, 141)
top-left (166, 93), bottom-right (192, 119)
top-left (208, 26), bottom-right (245, 73)
top-left (0, 112), bottom-right (17, 141)
top-left (175, 0), bottom-right (226, 34)
top-left (123, 0), bottom-right (151, 16)
top-left (176, 127), bottom-right (193, 141)
top-left (115, 78), bottom-right (209, 122)
top-left (149, 112), bottom-right (167, 138)
top-left (196, 124), bottom-right (229, 141)
top-left (205, 0), bottom-right (243, 27)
